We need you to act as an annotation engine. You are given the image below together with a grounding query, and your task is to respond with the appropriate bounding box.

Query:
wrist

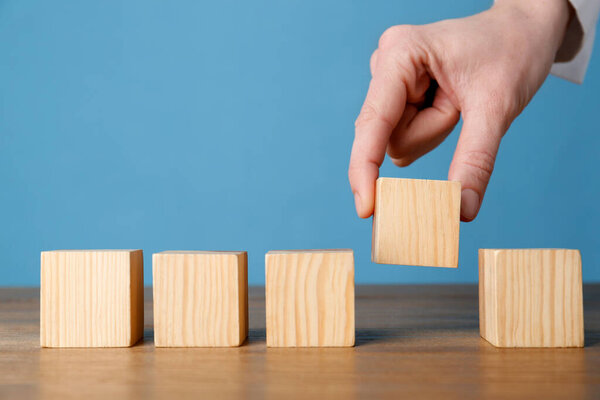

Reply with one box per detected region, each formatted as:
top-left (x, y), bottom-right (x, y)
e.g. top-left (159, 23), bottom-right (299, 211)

top-left (491, 0), bottom-right (571, 54)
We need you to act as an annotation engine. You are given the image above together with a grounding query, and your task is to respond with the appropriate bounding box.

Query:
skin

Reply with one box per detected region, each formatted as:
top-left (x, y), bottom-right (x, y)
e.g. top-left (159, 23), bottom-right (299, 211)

top-left (349, 0), bottom-right (572, 221)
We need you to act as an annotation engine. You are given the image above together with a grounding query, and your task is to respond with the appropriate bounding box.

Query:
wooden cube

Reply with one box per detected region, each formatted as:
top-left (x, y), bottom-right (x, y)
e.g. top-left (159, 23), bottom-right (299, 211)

top-left (40, 250), bottom-right (144, 348)
top-left (152, 251), bottom-right (248, 347)
top-left (372, 177), bottom-right (461, 267)
top-left (265, 249), bottom-right (355, 347)
top-left (479, 249), bottom-right (584, 348)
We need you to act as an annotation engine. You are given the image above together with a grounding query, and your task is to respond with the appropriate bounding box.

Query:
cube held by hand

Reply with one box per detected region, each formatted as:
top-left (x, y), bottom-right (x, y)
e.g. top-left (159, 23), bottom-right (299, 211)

top-left (372, 177), bottom-right (461, 268)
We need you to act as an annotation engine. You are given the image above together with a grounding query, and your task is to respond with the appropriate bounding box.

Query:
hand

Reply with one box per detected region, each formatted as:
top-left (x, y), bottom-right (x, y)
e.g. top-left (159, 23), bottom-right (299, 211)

top-left (348, 0), bottom-right (571, 221)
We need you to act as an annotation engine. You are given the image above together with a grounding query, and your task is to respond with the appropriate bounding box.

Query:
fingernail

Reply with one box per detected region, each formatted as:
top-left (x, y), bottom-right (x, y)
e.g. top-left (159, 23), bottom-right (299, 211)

top-left (460, 189), bottom-right (480, 221)
top-left (354, 192), bottom-right (361, 215)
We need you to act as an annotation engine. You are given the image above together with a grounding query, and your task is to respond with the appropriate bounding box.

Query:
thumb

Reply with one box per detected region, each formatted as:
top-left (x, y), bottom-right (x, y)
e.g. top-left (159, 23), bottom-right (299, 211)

top-left (448, 112), bottom-right (504, 222)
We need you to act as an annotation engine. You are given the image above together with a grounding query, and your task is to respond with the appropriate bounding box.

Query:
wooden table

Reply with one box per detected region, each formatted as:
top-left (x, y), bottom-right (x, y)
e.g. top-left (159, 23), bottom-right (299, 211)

top-left (1, 285), bottom-right (599, 399)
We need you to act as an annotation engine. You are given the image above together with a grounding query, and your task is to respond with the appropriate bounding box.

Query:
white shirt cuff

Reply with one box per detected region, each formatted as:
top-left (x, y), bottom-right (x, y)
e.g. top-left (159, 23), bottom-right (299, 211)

top-left (551, 0), bottom-right (600, 83)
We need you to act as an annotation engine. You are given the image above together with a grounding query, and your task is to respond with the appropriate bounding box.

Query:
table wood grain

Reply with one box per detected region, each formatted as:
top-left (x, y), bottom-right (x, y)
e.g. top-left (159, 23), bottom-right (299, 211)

top-left (1, 285), bottom-right (599, 399)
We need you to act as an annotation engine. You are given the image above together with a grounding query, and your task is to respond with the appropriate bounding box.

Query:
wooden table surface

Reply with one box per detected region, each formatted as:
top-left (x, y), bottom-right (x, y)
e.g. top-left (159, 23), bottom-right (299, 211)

top-left (1, 285), bottom-right (599, 399)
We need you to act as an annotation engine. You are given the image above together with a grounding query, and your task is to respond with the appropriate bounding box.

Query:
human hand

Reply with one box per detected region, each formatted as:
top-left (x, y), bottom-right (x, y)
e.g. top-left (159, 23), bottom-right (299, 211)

top-left (349, 0), bottom-right (571, 221)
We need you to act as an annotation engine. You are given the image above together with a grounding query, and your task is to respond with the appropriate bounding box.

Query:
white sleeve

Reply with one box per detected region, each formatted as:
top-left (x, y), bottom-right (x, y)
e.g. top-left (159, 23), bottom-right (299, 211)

top-left (551, 0), bottom-right (600, 83)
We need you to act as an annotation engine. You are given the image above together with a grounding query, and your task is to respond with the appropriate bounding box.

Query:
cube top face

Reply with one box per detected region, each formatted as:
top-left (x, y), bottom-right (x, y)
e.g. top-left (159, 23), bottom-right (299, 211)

top-left (156, 250), bottom-right (246, 255)
top-left (153, 250), bottom-right (246, 264)
top-left (372, 178), bottom-right (460, 268)
top-left (42, 249), bottom-right (140, 253)
top-left (40, 250), bottom-right (144, 348)
top-left (479, 248), bottom-right (583, 348)
top-left (152, 251), bottom-right (248, 347)
top-left (265, 249), bottom-right (355, 347)
top-left (479, 248), bottom-right (578, 253)
top-left (266, 249), bottom-right (352, 255)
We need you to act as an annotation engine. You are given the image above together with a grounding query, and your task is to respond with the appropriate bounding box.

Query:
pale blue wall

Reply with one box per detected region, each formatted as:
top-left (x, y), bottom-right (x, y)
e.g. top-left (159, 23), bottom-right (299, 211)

top-left (1, 0), bottom-right (598, 285)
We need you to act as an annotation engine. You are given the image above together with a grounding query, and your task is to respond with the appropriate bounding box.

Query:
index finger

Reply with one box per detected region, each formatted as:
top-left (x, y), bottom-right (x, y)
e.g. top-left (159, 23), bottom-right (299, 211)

top-left (349, 53), bottom-right (408, 218)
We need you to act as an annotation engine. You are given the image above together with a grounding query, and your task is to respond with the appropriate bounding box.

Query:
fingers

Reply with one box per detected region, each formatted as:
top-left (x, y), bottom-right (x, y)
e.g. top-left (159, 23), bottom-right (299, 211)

top-left (387, 87), bottom-right (459, 166)
top-left (448, 111), bottom-right (503, 222)
top-left (349, 51), bottom-right (410, 218)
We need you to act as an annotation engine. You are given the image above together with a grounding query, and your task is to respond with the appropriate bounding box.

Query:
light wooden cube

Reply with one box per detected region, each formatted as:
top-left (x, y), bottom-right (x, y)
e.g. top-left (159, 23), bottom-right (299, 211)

top-left (40, 250), bottom-right (144, 348)
top-left (479, 249), bottom-right (584, 348)
top-left (152, 251), bottom-right (248, 347)
top-left (265, 249), bottom-right (355, 347)
top-left (372, 177), bottom-right (461, 267)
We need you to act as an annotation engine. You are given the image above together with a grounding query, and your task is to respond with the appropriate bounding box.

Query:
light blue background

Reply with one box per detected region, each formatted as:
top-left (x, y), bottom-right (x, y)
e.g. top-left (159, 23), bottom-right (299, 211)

top-left (1, 0), bottom-right (598, 286)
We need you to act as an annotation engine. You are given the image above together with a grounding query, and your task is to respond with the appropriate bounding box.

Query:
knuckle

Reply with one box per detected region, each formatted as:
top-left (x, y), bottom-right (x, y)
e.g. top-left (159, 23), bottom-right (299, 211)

top-left (484, 95), bottom-right (508, 121)
top-left (348, 163), bottom-right (365, 190)
top-left (370, 50), bottom-right (379, 74)
top-left (486, 103), bottom-right (514, 135)
top-left (390, 156), bottom-right (414, 168)
top-left (354, 101), bottom-right (393, 130)
top-left (370, 49), bottom-right (378, 63)
top-left (378, 27), bottom-right (399, 49)
top-left (347, 167), bottom-right (356, 185)
top-left (444, 107), bottom-right (461, 126)
top-left (457, 149), bottom-right (496, 183)
top-left (479, 76), bottom-right (521, 125)
top-left (354, 103), bottom-right (376, 129)
top-left (378, 25), bottom-right (414, 50)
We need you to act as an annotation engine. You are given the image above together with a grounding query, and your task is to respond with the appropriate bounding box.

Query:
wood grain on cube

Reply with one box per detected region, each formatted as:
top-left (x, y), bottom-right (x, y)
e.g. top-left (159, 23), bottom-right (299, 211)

top-left (479, 249), bottom-right (584, 348)
top-left (372, 178), bottom-right (460, 267)
top-left (265, 249), bottom-right (355, 347)
top-left (152, 251), bottom-right (248, 347)
top-left (40, 250), bottom-right (144, 348)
